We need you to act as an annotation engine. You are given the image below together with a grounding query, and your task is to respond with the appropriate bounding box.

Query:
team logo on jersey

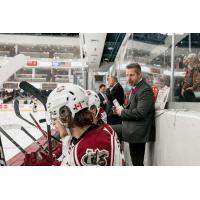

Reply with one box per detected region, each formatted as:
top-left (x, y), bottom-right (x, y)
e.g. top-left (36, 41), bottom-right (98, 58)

top-left (81, 149), bottom-right (109, 166)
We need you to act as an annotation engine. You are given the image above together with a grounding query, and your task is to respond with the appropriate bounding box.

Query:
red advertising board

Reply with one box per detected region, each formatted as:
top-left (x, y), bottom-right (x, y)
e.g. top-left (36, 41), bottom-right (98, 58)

top-left (150, 67), bottom-right (160, 74)
top-left (27, 60), bottom-right (38, 67)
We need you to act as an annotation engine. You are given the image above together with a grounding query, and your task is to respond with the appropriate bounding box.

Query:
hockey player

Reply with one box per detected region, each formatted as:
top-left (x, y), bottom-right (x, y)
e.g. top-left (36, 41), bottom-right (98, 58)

top-left (86, 89), bottom-right (107, 124)
top-left (46, 83), bottom-right (124, 166)
top-left (87, 89), bottom-right (125, 165)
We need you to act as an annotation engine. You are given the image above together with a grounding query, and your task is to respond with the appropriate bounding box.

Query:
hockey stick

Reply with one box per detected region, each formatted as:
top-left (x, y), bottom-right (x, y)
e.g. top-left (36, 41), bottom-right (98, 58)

top-left (0, 133), bottom-right (6, 166)
top-left (14, 99), bottom-right (35, 126)
top-left (19, 81), bottom-right (47, 107)
top-left (14, 99), bottom-right (47, 138)
top-left (0, 123), bottom-right (48, 154)
top-left (19, 81), bottom-right (52, 159)
top-left (0, 127), bottom-right (27, 154)
top-left (20, 126), bottom-right (48, 153)
top-left (29, 113), bottom-right (61, 143)
top-left (13, 99), bottom-right (61, 143)
top-left (29, 113), bottom-right (48, 138)
top-left (39, 119), bottom-right (46, 123)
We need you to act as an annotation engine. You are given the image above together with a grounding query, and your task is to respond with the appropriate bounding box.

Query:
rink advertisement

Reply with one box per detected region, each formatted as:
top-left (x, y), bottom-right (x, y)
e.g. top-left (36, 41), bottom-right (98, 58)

top-left (0, 104), bottom-right (45, 112)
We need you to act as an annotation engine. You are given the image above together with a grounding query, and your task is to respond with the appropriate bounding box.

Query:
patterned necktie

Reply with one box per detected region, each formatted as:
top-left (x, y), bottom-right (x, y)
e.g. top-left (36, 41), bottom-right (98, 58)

top-left (129, 86), bottom-right (136, 100)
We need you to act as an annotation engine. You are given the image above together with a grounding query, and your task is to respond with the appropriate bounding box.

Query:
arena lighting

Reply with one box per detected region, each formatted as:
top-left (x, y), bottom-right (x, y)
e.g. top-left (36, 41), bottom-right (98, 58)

top-left (108, 47), bottom-right (113, 50)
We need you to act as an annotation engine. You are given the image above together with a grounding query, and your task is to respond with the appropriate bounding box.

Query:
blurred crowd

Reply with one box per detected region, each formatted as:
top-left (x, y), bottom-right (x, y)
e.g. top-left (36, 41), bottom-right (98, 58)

top-left (175, 53), bottom-right (200, 102)
top-left (0, 89), bottom-right (52, 104)
top-left (0, 89), bottom-right (17, 104)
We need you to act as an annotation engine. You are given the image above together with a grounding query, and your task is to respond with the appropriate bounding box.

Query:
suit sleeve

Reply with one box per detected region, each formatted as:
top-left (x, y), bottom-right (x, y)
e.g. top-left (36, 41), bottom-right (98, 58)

top-left (106, 89), bottom-right (117, 101)
top-left (100, 102), bottom-right (104, 107)
top-left (98, 94), bottom-right (104, 103)
top-left (106, 87), bottom-right (119, 101)
top-left (121, 88), bottom-right (153, 120)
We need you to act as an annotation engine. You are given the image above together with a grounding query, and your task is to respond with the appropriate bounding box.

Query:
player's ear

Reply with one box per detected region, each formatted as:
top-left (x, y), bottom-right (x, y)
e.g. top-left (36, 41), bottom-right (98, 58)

top-left (59, 106), bottom-right (72, 122)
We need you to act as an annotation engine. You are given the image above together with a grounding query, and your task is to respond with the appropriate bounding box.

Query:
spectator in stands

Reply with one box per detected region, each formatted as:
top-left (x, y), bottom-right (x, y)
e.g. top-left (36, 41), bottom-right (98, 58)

top-left (183, 55), bottom-right (189, 69)
top-left (174, 80), bottom-right (184, 102)
top-left (175, 56), bottom-right (184, 69)
top-left (182, 53), bottom-right (200, 101)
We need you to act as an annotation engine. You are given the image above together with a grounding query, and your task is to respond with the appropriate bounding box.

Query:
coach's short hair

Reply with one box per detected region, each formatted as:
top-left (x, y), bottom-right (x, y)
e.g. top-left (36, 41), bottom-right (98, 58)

top-left (110, 76), bottom-right (118, 82)
top-left (126, 63), bottom-right (141, 74)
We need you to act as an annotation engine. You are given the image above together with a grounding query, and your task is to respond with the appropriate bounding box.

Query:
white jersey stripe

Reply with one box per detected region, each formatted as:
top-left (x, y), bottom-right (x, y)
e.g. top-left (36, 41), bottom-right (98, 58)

top-left (74, 142), bottom-right (81, 166)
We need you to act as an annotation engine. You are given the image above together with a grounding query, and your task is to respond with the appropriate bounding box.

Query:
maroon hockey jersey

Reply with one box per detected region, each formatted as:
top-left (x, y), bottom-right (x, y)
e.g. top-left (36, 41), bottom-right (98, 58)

top-left (60, 124), bottom-right (124, 166)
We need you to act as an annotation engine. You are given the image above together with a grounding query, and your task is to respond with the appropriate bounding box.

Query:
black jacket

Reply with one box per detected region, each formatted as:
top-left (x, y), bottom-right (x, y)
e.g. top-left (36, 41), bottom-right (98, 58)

top-left (121, 80), bottom-right (155, 143)
top-left (106, 82), bottom-right (124, 117)
top-left (98, 92), bottom-right (107, 111)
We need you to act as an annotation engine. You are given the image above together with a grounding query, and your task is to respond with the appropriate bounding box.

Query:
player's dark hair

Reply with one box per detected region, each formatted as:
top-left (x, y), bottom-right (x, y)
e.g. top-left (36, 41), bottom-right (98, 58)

top-left (73, 108), bottom-right (94, 127)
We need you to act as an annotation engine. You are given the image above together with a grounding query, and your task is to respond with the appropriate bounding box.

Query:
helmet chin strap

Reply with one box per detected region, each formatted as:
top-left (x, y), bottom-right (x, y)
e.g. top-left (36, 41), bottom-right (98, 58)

top-left (95, 109), bottom-right (100, 118)
top-left (66, 128), bottom-right (72, 136)
top-left (90, 106), bottom-right (99, 119)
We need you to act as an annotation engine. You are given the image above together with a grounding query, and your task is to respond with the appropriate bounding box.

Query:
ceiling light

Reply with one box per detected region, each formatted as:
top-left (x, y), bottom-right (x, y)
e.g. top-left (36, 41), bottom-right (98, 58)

top-left (108, 47), bottom-right (113, 50)
top-left (91, 39), bottom-right (99, 42)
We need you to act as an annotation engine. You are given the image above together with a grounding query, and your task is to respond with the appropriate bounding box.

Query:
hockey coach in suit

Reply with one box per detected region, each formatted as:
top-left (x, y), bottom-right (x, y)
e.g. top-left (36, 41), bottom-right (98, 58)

top-left (106, 76), bottom-right (124, 125)
top-left (112, 63), bottom-right (155, 166)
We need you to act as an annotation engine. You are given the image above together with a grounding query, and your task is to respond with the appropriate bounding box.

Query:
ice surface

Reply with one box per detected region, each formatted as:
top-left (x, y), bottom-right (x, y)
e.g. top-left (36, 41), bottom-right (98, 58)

top-left (0, 107), bottom-right (47, 161)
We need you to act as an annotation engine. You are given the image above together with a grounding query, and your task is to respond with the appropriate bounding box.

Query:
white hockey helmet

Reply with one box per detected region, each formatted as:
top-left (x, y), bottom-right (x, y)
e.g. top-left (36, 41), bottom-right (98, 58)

top-left (87, 90), bottom-right (101, 118)
top-left (46, 83), bottom-right (89, 123)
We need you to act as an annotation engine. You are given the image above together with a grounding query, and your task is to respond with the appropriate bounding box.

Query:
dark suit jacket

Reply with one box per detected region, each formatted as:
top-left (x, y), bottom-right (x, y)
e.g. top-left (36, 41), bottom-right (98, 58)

top-left (121, 80), bottom-right (155, 143)
top-left (106, 82), bottom-right (124, 117)
top-left (98, 92), bottom-right (107, 111)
